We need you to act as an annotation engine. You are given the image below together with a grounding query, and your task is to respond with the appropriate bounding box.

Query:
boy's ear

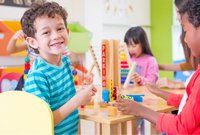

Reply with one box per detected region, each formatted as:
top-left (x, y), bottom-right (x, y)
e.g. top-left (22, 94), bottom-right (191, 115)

top-left (26, 37), bottom-right (38, 49)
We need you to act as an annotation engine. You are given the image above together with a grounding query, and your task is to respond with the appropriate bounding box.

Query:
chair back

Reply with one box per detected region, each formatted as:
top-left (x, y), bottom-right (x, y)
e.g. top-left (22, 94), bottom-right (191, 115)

top-left (0, 91), bottom-right (54, 135)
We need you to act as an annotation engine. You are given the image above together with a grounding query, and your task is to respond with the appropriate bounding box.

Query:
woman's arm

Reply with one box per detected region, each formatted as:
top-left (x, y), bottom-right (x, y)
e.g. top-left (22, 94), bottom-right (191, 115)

top-left (159, 64), bottom-right (181, 71)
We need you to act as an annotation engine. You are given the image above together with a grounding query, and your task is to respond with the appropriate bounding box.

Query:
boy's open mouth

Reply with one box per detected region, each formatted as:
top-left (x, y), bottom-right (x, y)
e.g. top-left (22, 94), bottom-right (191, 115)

top-left (50, 41), bottom-right (64, 47)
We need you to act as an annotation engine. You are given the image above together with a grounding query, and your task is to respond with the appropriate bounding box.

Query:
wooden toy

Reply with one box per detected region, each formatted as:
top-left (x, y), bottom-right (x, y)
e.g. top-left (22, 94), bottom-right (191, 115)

top-left (119, 43), bottom-right (138, 89)
top-left (101, 40), bottom-right (120, 102)
top-left (88, 46), bottom-right (101, 78)
top-left (123, 62), bottom-right (137, 89)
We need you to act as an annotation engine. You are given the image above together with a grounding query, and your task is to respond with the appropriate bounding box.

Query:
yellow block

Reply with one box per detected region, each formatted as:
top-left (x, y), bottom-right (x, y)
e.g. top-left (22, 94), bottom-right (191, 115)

top-left (107, 106), bottom-right (117, 116)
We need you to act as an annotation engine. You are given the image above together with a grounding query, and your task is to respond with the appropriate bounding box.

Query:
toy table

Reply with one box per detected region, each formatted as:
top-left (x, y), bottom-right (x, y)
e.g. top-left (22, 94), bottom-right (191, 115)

top-left (78, 86), bottom-right (185, 135)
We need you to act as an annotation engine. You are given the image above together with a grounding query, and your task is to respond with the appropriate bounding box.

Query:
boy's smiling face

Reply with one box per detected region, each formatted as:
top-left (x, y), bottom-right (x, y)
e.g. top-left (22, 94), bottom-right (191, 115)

top-left (28, 14), bottom-right (68, 58)
top-left (182, 14), bottom-right (200, 57)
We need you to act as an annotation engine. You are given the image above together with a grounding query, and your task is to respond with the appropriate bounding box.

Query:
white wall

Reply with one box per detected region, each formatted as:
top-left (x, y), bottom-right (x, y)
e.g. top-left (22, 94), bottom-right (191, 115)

top-left (172, 3), bottom-right (184, 61)
top-left (0, 6), bottom-right (26, 20)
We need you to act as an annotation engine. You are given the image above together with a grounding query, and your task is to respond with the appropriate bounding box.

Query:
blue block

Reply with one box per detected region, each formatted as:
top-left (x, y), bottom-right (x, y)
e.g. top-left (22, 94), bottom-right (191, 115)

top-left (126, 94), bottom-right (144, 102)
top-left (102, 89), bottom-right (110, 103)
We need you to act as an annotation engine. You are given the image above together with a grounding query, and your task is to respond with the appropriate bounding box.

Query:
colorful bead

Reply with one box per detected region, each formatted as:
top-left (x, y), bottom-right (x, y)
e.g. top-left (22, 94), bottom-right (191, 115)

top-left (24, 69), bottom-right (29, 74)
top-left (23, 74), bottom-right (27, 80)
top-left (24, 57), bottom-right (30, 63)
top-left (72, 69), bottom-right (77, 75)
top-left (25, 63), bottom-right (30, 70)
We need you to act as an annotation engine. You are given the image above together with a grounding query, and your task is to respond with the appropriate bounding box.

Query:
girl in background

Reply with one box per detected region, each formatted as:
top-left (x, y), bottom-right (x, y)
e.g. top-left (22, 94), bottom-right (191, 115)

top-left (124, 26), bottom-right (158, 85)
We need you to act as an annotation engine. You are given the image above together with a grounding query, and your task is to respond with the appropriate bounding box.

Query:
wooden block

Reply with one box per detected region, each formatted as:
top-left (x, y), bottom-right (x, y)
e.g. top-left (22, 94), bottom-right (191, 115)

top-left (107, 106), bottom-right (117, 116)
top-left (102, 40), bottom-right (109, 88)
top-left (113, 40), bottom-right (121, 89)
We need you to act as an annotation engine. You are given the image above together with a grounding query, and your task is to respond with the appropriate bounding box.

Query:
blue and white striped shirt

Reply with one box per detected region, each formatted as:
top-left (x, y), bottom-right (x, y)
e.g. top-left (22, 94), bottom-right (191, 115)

top-left (24, 56), bottom-right (79, 135)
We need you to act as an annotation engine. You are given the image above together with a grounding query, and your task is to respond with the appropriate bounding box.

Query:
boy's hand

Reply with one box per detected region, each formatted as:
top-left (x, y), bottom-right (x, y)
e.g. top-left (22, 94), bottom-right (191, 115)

top-left (84, 73), bottom-right (94, 85)
top-left (77, 85), bottom-right (97, 106)
top-left (13, 30), bottom-right (26, 40)
top-left (113, 99), bottom-right (142, 116)
top-left (131, 73), bottom-right (142, 85)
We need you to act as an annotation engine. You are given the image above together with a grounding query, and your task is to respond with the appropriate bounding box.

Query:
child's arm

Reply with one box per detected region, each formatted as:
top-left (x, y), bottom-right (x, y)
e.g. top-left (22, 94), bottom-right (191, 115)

top-left (156, 78), bottom-right (185, 89)
top-left (159, 64), bottom-right (181, 71)
top-left (24, 70), bottom-right (96, 126)
top-left (146, 84), bottom-right (183, 107)
top-left (7, 30), bottom-right (27, 53)
top-left (114, 87), bottom-right (200, 134)
top-left (145, 84), bottom-right (171, 100)
top-left (179, 62), bottom-right (194, 70)
top-left (114, 99), bottom-right (159, 124)
top-left (53, 85), bottom-right (96, 125)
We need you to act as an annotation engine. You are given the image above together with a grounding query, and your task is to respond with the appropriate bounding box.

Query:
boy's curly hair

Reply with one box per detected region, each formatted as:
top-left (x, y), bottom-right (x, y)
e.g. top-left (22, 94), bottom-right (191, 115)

top-left (20, 1), bottom-right (68, 38)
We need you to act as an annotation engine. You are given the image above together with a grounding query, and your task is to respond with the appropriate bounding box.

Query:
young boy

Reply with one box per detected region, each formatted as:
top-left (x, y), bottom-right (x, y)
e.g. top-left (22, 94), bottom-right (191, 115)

top-left (21, 2), bottom-right (96, 134)
top-left (114, 0), bottom-right (200, 134)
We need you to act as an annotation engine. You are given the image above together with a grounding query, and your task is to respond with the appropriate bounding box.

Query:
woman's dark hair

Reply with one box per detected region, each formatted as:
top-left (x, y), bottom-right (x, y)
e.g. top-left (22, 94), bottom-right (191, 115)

top-left (174, 0), bottom-right (188, 9)
top-left (124, 26), bottom-right (153, 56)
top-left (186, 0), bottom-right (200, 27)
top-left (177, 0), bottom-right (200, 69)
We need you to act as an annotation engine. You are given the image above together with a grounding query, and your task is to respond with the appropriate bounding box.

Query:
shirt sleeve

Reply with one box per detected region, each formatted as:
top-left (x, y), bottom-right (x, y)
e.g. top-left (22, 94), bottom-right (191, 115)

top-left (140, 57), bottom-right (159, 85)
top-left (23, 71), bottom-right (50, 104)
top-left (167, 93), bottom-right (183, 107)
top-left (156, 83), bottom-right (200, 134)
top-left (180, 62), bottom-right (194, 71)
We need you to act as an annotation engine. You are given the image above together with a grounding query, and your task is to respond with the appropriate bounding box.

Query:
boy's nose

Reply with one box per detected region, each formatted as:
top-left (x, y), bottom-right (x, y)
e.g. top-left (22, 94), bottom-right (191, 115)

top-left (51, 31), bottom-right (61, 39)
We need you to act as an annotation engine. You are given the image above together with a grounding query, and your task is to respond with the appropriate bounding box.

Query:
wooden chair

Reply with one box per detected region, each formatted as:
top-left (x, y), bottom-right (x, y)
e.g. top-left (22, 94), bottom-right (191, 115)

top-left (0, 91), bottom-right (54, 135)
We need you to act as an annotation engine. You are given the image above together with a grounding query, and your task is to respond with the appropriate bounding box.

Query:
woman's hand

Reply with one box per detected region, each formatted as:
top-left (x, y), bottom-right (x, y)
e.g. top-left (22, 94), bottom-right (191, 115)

top-left (113, 99), bottom-right (143, 116)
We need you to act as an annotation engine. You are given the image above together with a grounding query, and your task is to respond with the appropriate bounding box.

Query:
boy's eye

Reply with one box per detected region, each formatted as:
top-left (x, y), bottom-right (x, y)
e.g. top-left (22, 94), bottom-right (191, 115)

top-left (58, 27), bottom-right (65, 31)
top-left (42, 31), bottom-right (50, 35)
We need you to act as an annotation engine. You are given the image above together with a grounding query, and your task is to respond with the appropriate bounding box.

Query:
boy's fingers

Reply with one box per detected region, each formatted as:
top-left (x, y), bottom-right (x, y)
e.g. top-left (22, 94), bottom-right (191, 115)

top-left (92, 87), bottom-right (97, 92)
